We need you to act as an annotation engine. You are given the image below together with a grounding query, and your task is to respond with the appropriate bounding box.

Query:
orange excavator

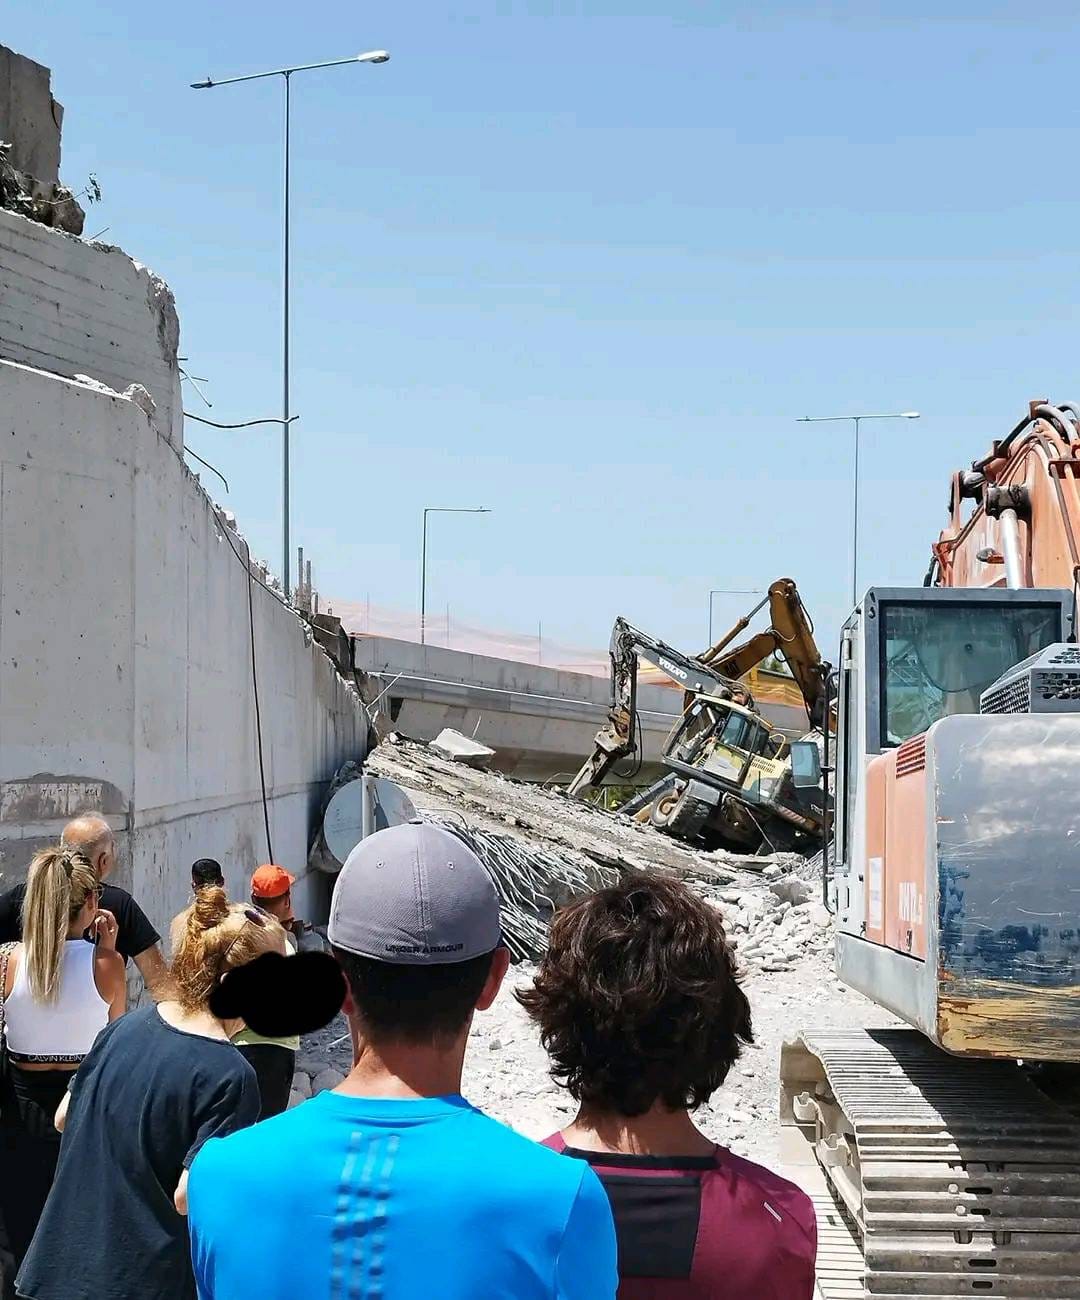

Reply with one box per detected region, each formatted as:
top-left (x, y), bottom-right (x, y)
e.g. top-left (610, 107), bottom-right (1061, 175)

top-left (928, 397), bottom-right (1080, 594)
top-left (780, 399), bottom-right (1080, 1298)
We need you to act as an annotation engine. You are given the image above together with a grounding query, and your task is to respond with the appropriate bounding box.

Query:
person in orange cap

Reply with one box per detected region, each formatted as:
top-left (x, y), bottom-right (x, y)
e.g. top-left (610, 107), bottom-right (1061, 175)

top-left (228, 865), bottom-right (301, 1118)
top-left (250, 864), bottom-right (296, 932)
top-left (250, 864), bottom-right (328, 957)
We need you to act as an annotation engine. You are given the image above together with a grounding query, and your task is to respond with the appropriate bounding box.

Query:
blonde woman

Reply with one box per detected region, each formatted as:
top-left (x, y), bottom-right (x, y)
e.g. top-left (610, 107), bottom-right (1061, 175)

top-left (16, 886), bottom-right (285, 1300)
top-left (0, 846), bottom-right (125, 1268)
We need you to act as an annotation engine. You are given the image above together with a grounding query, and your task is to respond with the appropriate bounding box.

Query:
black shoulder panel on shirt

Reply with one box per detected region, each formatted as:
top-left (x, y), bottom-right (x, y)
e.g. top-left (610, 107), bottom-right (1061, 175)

top-left (599, 1172), bottom-right (703, 1280)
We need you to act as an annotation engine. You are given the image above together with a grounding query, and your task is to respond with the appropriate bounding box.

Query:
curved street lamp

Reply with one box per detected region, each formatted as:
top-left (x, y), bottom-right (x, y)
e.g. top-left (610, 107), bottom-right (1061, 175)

top-left (191, 51), bottom-right (391, 598)
top-left (797, 411), bottom-right (920, 606)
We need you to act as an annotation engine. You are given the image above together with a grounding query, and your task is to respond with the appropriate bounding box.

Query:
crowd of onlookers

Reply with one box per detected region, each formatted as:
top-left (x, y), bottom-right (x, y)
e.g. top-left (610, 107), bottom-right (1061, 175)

top-left (0, 812), bottom-right (816, 1299)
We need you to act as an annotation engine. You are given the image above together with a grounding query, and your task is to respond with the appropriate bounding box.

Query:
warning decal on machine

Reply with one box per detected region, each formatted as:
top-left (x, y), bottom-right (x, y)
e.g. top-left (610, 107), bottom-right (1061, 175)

top-left (868, 856), bottom-right (883, 931)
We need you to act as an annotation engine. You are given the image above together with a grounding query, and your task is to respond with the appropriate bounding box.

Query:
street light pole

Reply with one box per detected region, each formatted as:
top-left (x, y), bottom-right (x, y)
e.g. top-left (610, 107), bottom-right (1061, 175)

top-left (420, 507), bottom-right (491, 645)
top-left (708, 588), bottom-right (762, 645)
top-left (191, 50), bottom-right (390, 599)
top-left (282, 70), bottom-right (291, 596)
top-left (796, 411), bottom-right (920, 607)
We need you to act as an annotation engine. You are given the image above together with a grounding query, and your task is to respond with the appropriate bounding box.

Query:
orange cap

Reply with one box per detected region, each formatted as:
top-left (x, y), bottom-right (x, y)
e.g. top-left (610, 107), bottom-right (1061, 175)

top-left (251, 864), bottom-right (295, 900)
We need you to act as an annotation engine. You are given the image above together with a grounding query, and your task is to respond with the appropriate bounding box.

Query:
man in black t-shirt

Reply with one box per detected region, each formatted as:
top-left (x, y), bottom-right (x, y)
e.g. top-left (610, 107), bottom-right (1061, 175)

top-left (0, 813), bottom-right (166, 992)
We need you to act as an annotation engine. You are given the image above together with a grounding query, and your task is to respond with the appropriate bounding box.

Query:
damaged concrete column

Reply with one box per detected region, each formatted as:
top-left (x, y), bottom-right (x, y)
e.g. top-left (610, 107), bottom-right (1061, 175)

top-left (0, 43), bottom-right (85, 233)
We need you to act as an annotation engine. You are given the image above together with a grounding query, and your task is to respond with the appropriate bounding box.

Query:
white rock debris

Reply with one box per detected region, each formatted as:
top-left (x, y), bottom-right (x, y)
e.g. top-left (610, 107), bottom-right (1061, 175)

top-left (292, 867), bottom-right (897, 1169)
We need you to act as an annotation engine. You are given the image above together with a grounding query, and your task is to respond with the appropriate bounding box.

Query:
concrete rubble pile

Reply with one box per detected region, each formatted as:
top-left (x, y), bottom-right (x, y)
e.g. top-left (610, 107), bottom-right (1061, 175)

top-left (366, 735), bottom-right (805, 889)
top-left (698, 873), bottom-right (832, 975)
top-left (289, 876), bottom-right (836, 1115)
top-left (289, 737), bottom-right (833, 1106)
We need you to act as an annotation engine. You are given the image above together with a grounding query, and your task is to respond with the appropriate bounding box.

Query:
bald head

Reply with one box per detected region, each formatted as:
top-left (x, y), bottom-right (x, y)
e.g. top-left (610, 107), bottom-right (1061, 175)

top-left (61, 814), bottom-right (117, 880)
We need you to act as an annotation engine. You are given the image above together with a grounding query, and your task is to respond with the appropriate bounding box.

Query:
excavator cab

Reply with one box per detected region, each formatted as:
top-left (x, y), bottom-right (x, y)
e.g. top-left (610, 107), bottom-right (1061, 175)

top-left (569, 579), bottom-right (830, 853)
top-left (667, 695), bottom-right (774, 779)
top-left (653, 693), bottom-right (819, 851)
top-left (826, 585), bottom-right (1078, 1053)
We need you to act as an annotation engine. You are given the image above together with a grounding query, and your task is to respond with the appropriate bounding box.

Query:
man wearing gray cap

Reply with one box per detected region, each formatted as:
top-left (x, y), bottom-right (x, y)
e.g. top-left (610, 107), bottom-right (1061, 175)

top-left (187, 821), bottom-right (617, 1299)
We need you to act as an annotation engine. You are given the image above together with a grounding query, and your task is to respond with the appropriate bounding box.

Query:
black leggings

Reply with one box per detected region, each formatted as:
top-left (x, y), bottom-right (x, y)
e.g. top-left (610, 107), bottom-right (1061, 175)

top-left (235, 1044), bottom-right (295, 1119)
top-left (0, 1068), bottom-right (71, 1271)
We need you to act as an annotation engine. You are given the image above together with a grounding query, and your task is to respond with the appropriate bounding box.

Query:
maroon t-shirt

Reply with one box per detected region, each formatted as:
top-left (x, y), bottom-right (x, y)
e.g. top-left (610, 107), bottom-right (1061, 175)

top-left (542, 1134), bottom-right (816, 1299)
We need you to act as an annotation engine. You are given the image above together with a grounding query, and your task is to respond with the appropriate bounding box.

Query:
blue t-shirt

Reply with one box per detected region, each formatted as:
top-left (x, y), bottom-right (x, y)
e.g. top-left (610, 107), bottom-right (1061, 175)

top-left (188, 1090), bottom-right (618, 1300)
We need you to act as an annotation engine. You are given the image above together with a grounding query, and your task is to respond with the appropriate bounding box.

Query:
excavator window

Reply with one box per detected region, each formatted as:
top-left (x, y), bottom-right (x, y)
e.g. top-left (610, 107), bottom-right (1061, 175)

top-left (878, 600), bottom-right (1061, 747)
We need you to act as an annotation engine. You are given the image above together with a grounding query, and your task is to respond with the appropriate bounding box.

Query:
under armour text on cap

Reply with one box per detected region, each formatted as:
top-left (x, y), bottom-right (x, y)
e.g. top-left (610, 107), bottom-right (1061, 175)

top-left (328, 822), bottom-right (501, 965)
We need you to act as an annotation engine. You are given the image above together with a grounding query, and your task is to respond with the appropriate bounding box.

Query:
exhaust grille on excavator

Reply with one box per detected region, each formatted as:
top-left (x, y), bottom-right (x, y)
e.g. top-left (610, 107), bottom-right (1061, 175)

top-left (895, 733), bottom-right (927, 776)
top-left (979, 642), bottom-right (1080, 714)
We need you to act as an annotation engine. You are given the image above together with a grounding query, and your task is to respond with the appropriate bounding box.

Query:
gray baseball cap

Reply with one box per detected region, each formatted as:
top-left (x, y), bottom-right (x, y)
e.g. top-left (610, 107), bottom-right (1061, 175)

top-left (328, 821), bottom-right (501, 964)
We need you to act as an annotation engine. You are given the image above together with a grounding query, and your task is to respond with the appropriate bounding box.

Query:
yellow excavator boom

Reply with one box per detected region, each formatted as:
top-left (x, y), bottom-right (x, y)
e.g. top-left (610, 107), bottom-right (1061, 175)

top-left (700, 578), bottom-right (830, 728)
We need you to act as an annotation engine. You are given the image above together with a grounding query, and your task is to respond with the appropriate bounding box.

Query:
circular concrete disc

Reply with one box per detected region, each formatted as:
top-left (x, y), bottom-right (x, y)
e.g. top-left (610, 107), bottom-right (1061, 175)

top-left (321, 776), bottom-right (418, 871)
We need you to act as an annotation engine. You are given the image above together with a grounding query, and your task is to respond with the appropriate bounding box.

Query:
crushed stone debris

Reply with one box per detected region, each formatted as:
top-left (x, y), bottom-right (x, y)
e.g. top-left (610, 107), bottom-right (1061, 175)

top-left (297, 735), bottom-right (897, 1168)
top-left (366, 735), bottom-right (806, 889)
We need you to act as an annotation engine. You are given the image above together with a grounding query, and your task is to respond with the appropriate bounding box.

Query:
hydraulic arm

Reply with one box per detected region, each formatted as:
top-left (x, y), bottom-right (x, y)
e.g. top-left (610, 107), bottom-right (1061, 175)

top-left (566, 620), bottom-right (745, 797)
top-left (701, 578), bottom-right (830, 728)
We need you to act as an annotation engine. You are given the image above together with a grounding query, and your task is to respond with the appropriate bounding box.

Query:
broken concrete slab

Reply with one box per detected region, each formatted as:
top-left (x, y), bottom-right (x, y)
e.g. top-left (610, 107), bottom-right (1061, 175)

top-left (0, 45), bottom-right (61, 186)
top-left (768, 875), bottom-right (813, 907)
top-left (431, 728), bottom-right (496, 768)
top-left (0, 45), bottom-right (85, 234)
top-left (366, 736), bottom-right (805, 892)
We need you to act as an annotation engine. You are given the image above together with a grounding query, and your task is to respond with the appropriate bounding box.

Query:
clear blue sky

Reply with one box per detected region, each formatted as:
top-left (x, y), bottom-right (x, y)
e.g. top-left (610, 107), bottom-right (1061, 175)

top-left (7, 1), bottom-right (1080, 660)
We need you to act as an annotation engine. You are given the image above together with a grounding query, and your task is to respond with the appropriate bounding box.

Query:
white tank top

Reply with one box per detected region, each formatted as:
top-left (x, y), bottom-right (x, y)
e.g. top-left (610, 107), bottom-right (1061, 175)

top-left (4, 940), bottom-right (109, 1063)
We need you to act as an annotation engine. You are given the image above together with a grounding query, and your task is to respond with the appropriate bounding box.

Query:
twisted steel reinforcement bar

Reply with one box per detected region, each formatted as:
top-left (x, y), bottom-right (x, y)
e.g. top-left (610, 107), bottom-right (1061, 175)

top-left (780, 1028), bottom-right (1080, 1298)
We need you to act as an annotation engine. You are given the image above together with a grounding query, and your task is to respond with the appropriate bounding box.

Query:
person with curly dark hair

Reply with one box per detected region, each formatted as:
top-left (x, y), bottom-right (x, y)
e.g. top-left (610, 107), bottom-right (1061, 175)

top-left (518, 871), bottom-right (816, 1299)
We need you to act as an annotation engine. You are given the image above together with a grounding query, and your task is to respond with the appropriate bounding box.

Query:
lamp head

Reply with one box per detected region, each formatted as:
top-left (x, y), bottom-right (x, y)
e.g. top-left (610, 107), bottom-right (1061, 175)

top-left (358, 50), bottom-right (390, 63)
top-left (901, 411), bottom-right (921, 419)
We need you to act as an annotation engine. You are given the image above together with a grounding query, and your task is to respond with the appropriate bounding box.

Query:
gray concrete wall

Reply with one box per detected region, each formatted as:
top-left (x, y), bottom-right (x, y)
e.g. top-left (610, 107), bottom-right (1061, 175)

top-left (0, 358), bottom-right (368, 932)
top-left (0, 207), bottom-right (182, 449)
top-left (353, 636), bottom-right (680, 782)
top-left (0, 45), bottom-right (61, 186)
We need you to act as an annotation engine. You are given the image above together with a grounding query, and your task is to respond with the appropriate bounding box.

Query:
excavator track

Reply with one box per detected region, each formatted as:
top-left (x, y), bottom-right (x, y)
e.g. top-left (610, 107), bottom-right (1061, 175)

top-left (780, 1027), bottom-right (1080, 1298)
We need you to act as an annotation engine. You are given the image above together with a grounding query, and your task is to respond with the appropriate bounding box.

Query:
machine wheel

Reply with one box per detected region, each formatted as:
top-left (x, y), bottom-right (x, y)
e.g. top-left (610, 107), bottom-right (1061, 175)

top-left (649, 787), bottom-right (683, 826)
top-left (650, 784), bottom-right (712, 842)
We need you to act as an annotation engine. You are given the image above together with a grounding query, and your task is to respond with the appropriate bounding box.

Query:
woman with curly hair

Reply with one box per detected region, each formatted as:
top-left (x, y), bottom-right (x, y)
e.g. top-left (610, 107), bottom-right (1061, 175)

top-left (518, 872), bottom-right (816, 1299)
top-left (16, 886), bottom-right (285, 1300)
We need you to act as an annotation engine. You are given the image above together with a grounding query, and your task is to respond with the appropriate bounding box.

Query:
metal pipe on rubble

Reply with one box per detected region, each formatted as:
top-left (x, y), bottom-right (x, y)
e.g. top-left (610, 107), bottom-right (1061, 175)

top-left (420, 507), bottom-right (491, 645)
top-left (190, 50), bottom-right (391, 600)
top-left (796, 412), bottom-right (920, 608)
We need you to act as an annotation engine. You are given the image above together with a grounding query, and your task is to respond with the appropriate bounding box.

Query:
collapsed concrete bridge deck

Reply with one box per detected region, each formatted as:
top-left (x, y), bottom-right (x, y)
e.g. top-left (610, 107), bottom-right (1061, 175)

top-left (351, 635), bottom-right (682, 782)
top-left (349, 635), bottom-right (812, 784)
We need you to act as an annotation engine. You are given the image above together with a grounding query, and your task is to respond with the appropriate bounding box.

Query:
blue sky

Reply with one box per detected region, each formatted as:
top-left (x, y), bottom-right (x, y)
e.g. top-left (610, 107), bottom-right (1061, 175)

top-left (7, 1), bottom-right (1080, 660)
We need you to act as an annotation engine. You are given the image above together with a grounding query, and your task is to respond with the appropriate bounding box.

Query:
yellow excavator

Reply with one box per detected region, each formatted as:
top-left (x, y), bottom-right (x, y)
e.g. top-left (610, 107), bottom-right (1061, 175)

top-left (568, 578), bottom-right (830, 853)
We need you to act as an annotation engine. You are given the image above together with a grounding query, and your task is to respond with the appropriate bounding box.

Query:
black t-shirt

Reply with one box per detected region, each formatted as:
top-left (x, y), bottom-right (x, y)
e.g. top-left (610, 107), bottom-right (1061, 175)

top-left (0, 881), bottom-right (159, 962)
top-left (15, 1006), bottom-right (260, 1300)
